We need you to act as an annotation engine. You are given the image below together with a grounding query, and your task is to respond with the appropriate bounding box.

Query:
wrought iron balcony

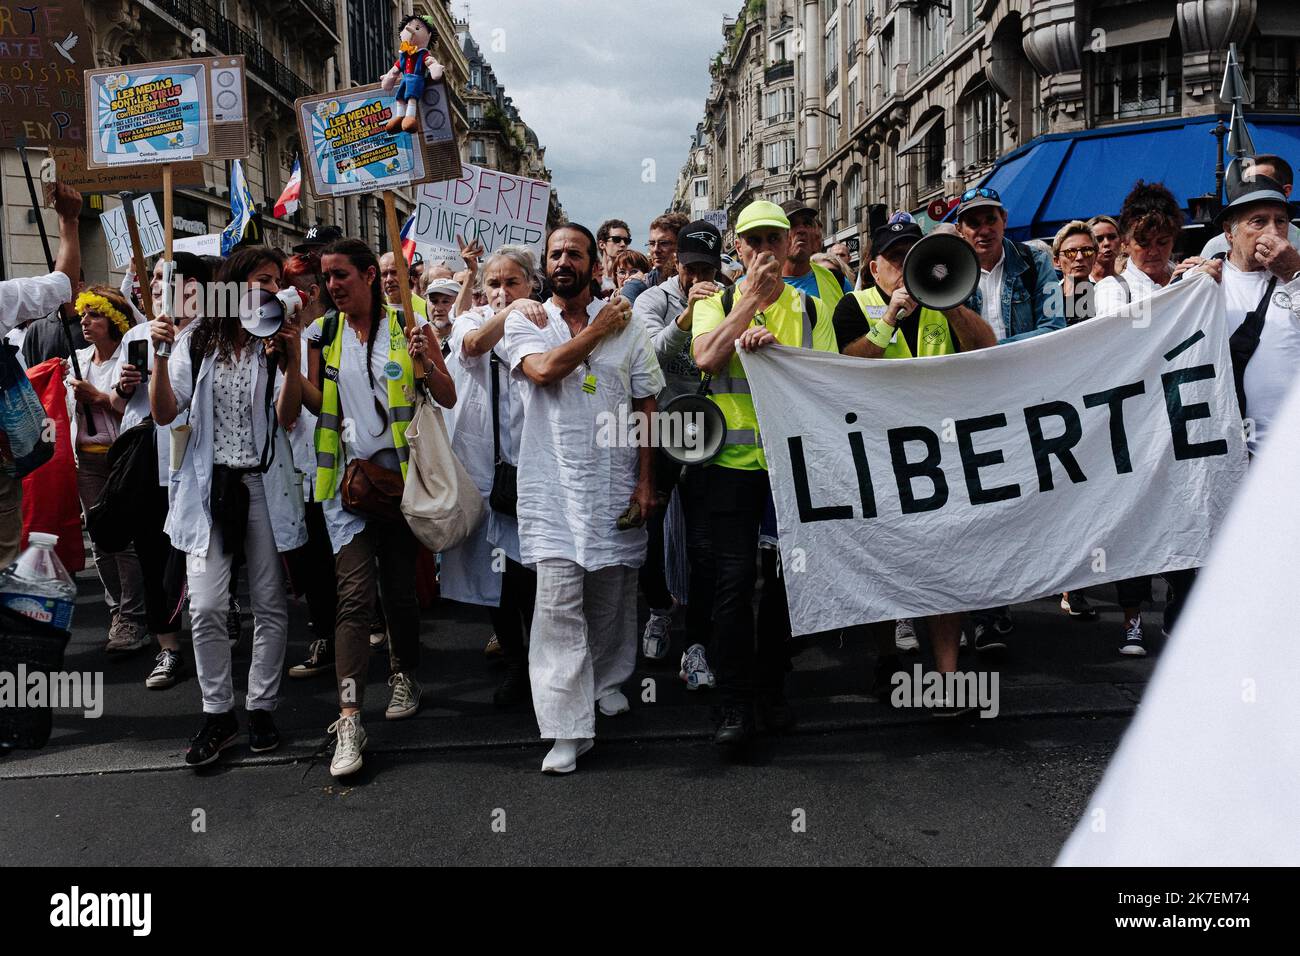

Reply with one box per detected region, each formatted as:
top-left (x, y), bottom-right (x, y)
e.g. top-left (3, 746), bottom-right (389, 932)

top-left (765, 60), bottom-right (794, 83)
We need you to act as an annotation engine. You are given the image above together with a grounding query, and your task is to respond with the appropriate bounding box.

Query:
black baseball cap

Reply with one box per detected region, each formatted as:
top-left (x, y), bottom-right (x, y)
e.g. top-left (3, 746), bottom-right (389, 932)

top-left (677, 220), bottom-right (723, 268)
top-left (871, 221), bottom-right (923, 258)
top-left (294, 224), bottom-right (343, 252)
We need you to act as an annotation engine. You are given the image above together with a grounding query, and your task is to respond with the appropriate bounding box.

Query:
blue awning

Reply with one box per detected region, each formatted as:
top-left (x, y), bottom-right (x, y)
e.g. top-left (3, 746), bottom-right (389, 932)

top-left (978, 114), bottom-right (1300, 241)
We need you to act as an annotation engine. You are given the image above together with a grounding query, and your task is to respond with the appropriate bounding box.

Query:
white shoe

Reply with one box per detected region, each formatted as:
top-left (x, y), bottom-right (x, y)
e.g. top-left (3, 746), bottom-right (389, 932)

top-left (328, 713), bottom-right (367, 777)
top-left (597, 690), bottom-right (629, 716)
top-left (385, 672), bottom-right (422, 720)
top-left (679, 643), bottom-right (716, 690)
top-left (641, 609), bottom-right (673, 659)
top-left (894, 618), bottom-right (920, 653)
top-left (1119, 617), bottom-right (1147, 657)
top-left (541, 738), bottom-right (594, 774)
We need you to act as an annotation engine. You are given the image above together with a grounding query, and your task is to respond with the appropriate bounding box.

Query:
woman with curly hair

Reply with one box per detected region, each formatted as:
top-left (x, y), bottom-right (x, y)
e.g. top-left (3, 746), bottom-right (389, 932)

top-left (1094, 180), bottom-right (1206, 314)
top-left (69, 286), bottom-right (147, 655)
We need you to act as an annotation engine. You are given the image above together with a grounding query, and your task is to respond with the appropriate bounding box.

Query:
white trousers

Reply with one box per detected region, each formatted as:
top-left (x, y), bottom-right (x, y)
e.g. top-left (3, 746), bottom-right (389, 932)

top-left (188, 473), bottom-right (288, 714)
top-left (529, 559), bottom-right (637, 740)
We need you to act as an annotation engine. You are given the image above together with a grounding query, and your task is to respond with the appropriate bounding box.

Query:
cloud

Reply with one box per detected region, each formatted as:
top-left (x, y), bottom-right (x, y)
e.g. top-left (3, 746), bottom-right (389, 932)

top-left (464, 0), bottom-right (737, 238)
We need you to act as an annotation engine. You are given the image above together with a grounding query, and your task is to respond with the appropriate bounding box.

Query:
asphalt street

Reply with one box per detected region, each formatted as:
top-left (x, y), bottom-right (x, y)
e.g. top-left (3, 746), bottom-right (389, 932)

top-left (0, 561), bottom-right (1165, 865)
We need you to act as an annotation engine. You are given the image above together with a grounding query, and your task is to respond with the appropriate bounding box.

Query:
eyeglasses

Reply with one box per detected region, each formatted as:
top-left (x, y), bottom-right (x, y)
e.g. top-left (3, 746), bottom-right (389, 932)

top-left (960, 186), bottom-right (1002, 204)
top-left (648, 240), bottom-right (676, 250)
top-left (606, 235), bottom-right (630, 245)
top-left (1059, 247), bottom-right (1098, 260)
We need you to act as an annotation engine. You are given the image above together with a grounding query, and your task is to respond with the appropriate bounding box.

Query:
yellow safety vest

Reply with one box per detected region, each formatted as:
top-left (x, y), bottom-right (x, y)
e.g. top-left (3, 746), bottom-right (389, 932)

top-left (690, 281), bottom-right (837, 471)
top-left (849, 288), bottom-right (957, 358)
top-left (808, 260), bottom-right (847, 310)
top-left (313, 310), bottom-right (417, 500)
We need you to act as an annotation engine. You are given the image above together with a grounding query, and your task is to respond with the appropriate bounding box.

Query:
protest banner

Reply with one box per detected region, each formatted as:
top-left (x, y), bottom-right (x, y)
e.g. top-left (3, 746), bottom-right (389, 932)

top-left (408, 164), bottom-right (550, 268)
top-left (737, 276), bottom-right (1248, 635)
top-left (0, 1), bottom-right (93, 147)
top-left (101, 196), bottom-right (165, 269)
top-left (701, 209), bottom-right (728, 232)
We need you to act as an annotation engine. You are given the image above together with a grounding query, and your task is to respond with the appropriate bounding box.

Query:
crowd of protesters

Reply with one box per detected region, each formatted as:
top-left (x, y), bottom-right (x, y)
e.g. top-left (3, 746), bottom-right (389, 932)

top-left (2, 151), bottom-right (1296, 775)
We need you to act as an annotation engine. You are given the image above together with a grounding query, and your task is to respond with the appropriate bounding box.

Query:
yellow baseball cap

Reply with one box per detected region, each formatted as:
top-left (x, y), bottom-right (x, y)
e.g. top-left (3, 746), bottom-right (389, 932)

top-left (735, 200), bottom-right (791, 235)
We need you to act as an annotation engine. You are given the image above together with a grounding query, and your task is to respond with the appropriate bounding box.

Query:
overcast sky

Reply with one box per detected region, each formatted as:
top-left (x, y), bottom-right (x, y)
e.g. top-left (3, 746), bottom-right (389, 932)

top-left (461, 0), bottom-right (737, 241)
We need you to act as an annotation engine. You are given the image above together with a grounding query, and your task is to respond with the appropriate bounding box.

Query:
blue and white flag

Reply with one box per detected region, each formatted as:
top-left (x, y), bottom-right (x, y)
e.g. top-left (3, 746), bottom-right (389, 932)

top-left (221, 160), bottom-right (255, 255)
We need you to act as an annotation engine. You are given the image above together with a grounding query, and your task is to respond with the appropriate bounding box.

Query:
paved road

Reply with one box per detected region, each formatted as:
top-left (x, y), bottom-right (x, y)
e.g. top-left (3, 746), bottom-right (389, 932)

top-left (0, 564), bottom-right (1165, 864)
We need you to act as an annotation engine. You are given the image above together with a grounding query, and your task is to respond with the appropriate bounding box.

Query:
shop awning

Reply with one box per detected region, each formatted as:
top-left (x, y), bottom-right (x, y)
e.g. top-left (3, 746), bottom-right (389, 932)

top-left (978, 114), bottom-right (1300, 240)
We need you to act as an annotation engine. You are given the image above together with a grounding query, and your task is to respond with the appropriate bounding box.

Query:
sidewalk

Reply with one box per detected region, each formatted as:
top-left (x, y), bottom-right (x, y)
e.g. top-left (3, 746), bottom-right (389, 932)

top-left (0, 568), bottom-right (1158, 779)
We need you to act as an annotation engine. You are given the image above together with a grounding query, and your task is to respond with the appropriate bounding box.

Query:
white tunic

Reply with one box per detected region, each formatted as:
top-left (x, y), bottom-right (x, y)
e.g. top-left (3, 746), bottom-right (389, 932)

top-left (504, 298), bottom-right (665, 572)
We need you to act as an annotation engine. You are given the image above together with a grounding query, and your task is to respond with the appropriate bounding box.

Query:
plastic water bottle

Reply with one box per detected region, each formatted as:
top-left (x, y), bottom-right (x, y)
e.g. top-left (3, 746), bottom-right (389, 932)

top-left (0, 533), bottom-right (77, 632)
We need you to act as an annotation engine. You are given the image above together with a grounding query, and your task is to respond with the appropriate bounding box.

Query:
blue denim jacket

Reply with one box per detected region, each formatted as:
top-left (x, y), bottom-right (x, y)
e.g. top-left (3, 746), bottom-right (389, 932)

top-left (965, 238), bottom-right (1065, 343)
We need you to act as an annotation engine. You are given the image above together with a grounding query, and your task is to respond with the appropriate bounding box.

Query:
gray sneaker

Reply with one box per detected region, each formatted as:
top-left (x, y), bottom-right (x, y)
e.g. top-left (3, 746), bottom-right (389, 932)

top-left (145, 648), bottom-right (183, 689)
top-left (679, 643), bottom-right (716, 690)
top-left (385, 672), bottom-right (422, 720)
top-left (105, 616), bottom-right (147, 654)
top-left (328, 714), bottom-right (367, 777)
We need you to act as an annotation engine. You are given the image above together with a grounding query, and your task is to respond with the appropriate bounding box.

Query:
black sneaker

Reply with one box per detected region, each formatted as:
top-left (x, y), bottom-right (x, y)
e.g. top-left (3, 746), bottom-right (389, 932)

top-left (288, 639), bottom-right (333, 679)
top-left (713, 703), bottom-right (753, 747)
top-left (757, 692), bottom-right (795, 733)
top-left (248, 710), bottom-right (280, 753)
top-left (973, 622), bottom-right (1008, 653)
top-left (992, 611), bottom-right (1015, 635)
top-left (493, 664), bottom-right (531, 708)
top-left (185, 712), bottom-right (239, 767)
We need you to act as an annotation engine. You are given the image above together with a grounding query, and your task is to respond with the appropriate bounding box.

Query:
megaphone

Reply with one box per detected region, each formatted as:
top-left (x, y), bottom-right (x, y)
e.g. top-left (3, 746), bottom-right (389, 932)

top-left (238, 287), bottom-right (302, 338)
top-left (659, 389), bottom-right (728, 467)
top-left (902, 233), bottom-right (980, 311)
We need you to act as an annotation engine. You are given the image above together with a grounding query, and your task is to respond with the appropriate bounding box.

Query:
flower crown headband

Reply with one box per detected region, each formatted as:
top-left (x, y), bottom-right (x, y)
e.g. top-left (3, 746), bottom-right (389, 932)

top-left (74, 292), bottom-right (131, 335)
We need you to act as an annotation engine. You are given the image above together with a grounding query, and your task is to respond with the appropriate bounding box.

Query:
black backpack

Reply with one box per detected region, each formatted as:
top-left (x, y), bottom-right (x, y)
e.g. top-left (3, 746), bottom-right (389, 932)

top-left (86, 420), bottom-right (158, 553)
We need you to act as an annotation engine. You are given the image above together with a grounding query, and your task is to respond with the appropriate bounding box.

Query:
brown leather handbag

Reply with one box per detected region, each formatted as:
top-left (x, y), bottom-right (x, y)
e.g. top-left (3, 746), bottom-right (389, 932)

top-left (340, 457), bottom-right (405, 522)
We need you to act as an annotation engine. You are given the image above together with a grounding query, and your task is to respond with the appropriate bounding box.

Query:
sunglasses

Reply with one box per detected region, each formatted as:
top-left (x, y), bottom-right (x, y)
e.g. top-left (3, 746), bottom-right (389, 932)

top-left (606, 235), bottom-right (630, 245)
top-left (960, 186), bottom-right (1002, 204)
top-left (1059, 247), bottom-right (1097, 260)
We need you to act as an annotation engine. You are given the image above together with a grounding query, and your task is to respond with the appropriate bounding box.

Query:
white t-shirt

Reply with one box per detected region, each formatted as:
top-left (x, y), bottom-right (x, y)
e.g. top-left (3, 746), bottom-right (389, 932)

top-left (978, 251), bottom-right (1007, 342)
top-left (5, 327), bottom-right (26, 369)
top-left (71, 343), bottom-right (124, 447)
top-left (503, 297), bottom-right (665, 571)
top-left (115, 322), bottom-right (174, 487)
top-left (1223, 262), bottom-right (1300, 454)
top-left (1094, 259), bottom-right (1172, 314)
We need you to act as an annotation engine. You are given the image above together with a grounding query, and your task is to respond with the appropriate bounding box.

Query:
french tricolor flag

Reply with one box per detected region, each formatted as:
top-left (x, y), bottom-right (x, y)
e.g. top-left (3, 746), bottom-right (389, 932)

top-left (400, 213), bottom-right (417, 265)
top-left (274, 156), bottom-right (302, 219)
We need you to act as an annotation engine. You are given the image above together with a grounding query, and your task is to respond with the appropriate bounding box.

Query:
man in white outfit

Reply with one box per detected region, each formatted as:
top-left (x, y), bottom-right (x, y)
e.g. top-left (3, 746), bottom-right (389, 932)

top-left (504, 224), bottom-right (664, 774)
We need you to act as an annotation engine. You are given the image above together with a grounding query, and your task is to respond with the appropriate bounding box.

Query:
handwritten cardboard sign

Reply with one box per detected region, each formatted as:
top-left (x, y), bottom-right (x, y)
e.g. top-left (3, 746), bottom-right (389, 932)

top-left (0, 1), bottom-right (93, 147)
top-left (49, 147), bottom-right (204, 194)
top-left (100, 196), bottom-right (165, 269)
top-left (409, 164), bottom-right (550, 268)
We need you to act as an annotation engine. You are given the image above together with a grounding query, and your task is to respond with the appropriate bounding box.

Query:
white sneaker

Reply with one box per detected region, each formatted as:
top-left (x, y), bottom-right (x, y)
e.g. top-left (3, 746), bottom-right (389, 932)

top-left (1119, 617), bottom-right (1147, 656)
top-left (328, 713), bottom-right (367, 777)
top-left (597, 690), bottom-right (629, 716)
top-left (385, 672), bottom-right (422, 720)
top-left (894, 619), bottom-right (920, 654)
top-left (541, 738), bottom-right (593, 774)
top-left (679, 643), bottom-right (716, 690)
top-left (641, 609), bottom-right (673, 660)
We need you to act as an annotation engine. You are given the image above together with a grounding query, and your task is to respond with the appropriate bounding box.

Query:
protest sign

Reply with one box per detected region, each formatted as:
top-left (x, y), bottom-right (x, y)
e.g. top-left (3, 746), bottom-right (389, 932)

top-left (409, 164), bottom-right (550, 268)
top-left (83, 57), bottom-right (249, 168)
top-left (0, 1), bottom-right (93, 147)
top-left (100, 196), bottom-right (165, 269)
top-left (174, 234), bottom-right (222, 256)
top-left (49, 147), bottom-right (203, 194)
top-left (295, 85), bottom-right (432, 199)
top-left (701, 209), bottom-right (728, 232)
top-left (738, 276), bottom-right (1248, 635)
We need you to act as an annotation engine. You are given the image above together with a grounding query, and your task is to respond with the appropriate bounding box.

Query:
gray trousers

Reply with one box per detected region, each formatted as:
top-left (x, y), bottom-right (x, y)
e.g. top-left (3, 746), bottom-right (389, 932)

top-left (529, 559), bottom-right (637, 740)
top-left (188, 473), bottom-right (287, 714)
top-left (77, 450), bottom-right (146, 622)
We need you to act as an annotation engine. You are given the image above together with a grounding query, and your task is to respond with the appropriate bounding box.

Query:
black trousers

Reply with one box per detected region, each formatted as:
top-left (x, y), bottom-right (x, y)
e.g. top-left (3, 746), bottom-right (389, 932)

top-left (488, 556), bottom-right (537, 667)
top-left (678, 466), bottom-right (716, 651)
top-left (706, 467), bottom-right (789, 705)
top-left (130, 484), bottom-right (185, 635)
top-left (283, 501), bottom-right (337, 646)
top-left (1115, 568), bottom-right (1198, 631)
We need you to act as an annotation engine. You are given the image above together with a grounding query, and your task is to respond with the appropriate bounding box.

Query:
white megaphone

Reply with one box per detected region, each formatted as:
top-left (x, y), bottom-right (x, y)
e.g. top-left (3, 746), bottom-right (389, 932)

top-left (238, 287), bottom-right (302, 338)
top-left (902, 232), bottom-right (980, 311)
top-left (659, 384), bottom-right (728, 466)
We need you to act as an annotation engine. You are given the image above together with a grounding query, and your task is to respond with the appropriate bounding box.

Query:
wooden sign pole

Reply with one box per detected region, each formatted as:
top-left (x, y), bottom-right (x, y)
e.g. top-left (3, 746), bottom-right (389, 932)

top-left (119, 193), bottom-right (156, 324)
top-left (381, 188), bottom-right (425, 380)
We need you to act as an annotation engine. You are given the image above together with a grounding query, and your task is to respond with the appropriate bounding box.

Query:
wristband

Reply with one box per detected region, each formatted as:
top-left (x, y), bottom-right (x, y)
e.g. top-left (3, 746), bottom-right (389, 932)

top-left (865, 319), bottom-right (896, 349)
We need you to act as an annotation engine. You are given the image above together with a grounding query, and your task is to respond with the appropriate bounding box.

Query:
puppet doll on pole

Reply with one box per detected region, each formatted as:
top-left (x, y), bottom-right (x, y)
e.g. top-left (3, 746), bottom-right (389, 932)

top-left (381, 14), bottom-right (445, 134)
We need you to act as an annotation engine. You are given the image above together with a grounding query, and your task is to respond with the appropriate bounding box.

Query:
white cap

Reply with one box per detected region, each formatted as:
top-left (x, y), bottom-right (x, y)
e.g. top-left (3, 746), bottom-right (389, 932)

top-left (425, 278), bottom-right (462, 298)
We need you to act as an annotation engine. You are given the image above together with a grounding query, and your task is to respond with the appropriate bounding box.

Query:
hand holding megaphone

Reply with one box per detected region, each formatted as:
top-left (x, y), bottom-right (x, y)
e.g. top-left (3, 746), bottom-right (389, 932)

top-left (276, 287), bottom-right (303, 321)
top-left (885, 285), bottom-right (919, 323)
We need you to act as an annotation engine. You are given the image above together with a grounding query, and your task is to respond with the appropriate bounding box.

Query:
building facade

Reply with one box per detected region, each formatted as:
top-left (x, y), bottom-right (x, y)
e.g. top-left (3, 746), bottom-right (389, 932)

top-left (686, 0), bottom-right (1300, 267)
